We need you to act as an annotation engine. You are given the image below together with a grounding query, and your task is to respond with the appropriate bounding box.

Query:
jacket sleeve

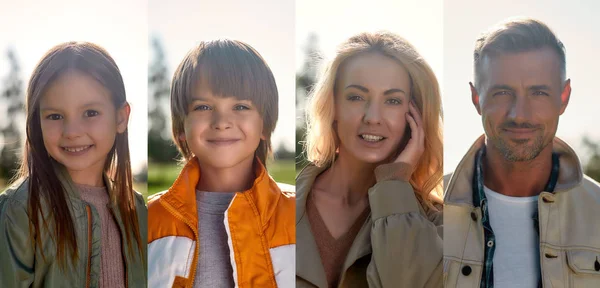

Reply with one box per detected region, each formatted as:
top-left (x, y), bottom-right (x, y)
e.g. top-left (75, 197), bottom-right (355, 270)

top-left (0, 196), bottom-right (35, 287)
top-left (366, 163), bottom-right (443, 288)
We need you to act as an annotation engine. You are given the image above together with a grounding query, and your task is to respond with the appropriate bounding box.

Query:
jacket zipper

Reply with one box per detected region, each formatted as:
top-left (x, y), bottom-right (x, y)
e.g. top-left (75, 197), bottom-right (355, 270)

top-left (86, 205), bottom-right (92, 288)
top-left (161, 200), bottom-right (200, 288)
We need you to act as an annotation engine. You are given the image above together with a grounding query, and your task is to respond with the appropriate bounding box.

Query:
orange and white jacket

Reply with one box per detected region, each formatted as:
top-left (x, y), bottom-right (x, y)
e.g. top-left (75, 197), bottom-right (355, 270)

top-left (148, 157), bottom-right (295, 288)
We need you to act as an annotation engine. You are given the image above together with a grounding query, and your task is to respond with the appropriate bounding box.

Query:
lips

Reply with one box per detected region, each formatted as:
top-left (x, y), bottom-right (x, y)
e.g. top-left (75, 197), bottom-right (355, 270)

top-left (61, 145), bottom-right (93, 153)
top-left (207, 139), bottom-right (240, 146)
top-left (359, 134), bottom-right (386, 142)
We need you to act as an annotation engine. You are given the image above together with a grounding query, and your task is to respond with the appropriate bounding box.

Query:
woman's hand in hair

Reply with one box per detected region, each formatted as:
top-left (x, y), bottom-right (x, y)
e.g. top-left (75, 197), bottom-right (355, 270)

top-left (374, 101), bottom-right (424, 182)
top-left (394, 101), bottom-right (424, 168)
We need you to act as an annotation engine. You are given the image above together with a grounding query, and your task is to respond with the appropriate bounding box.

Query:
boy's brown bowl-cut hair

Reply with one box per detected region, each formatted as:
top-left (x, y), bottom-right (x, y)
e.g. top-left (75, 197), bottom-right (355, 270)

top-left (170, 39), bottom-right (278, 167)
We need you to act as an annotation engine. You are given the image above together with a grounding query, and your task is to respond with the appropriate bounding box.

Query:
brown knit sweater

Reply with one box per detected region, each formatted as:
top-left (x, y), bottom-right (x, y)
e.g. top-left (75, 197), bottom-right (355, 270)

top-left (76, 184), bottom-right (125, 288)
top-left (306, 161), bottom-right (413, 287)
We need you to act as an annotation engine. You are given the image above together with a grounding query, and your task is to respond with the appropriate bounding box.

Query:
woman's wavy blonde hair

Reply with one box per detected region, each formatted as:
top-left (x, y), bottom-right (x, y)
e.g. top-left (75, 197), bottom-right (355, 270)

top-left (304, 31), bottom-right (443, 203)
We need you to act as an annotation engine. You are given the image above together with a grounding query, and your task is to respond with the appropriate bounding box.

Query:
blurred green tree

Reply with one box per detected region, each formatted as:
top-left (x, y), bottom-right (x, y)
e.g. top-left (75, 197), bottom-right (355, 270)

top-left (0, 48), bottom-right (24, 180)
top-left (148, 36), bottom-right (179, 163)
top-left (583, 136), bottom-right (600, 182)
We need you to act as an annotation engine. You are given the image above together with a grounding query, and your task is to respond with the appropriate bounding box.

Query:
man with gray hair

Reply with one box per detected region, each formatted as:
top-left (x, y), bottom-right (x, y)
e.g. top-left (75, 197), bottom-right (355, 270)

top-left (443, 18), bottom-right (600, 288)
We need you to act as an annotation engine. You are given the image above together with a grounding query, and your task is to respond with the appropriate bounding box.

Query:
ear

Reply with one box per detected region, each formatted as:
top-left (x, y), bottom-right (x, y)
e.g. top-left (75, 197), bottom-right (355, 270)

top-left (470, 82), bottom-right (482, 115)
top-left (116, 102), bottom-right (131, 133)
top-left (559, 79), bottom-right (571, 115)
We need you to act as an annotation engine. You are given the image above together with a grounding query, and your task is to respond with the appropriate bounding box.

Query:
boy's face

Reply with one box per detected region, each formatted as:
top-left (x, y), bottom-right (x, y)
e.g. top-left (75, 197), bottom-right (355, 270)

top-left (182, 84), bottom-right (265, 170)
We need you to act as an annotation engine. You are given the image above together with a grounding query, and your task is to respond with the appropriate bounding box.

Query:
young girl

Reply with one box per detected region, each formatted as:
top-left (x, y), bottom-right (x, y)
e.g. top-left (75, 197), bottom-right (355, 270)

top-left (0, 42), bottom-right (147, 287)
top-left (147, 39), bottom-right (295, 288)
top-left (296, 32), bottom-right (443, 287)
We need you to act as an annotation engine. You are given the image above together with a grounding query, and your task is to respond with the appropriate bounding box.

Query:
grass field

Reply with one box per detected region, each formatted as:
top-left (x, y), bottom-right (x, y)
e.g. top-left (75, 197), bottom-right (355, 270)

top-left (147, 159), bottom-right (296, 198)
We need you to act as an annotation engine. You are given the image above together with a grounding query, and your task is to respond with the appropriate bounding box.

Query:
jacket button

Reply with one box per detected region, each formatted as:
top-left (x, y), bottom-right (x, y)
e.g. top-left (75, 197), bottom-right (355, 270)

top-left (595, 259), bottom-right (600, 271)
top-left (470, 211), bottom-right (477, 221)
top-left (462, 265), bottom-right (472, 276)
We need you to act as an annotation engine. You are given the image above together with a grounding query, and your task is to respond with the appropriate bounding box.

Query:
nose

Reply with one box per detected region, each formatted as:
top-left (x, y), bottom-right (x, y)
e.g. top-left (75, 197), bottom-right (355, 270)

top-left (62, 119), bottom-right (84, 139)
top-left (211, 110), bottom-right (233, 130)
top-left (508, 94), bottom-right (533, 123)
top-left (363, 100), bottom-right (382, 125)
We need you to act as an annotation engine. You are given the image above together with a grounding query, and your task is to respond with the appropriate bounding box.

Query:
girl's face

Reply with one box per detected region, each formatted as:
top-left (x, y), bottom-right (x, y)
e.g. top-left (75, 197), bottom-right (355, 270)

top-left (182, 83), bottom-right (265, 170)
top-left (334, 52), bottom-right (411, 165)
top-left (39, 71), bottom-right (129, 185)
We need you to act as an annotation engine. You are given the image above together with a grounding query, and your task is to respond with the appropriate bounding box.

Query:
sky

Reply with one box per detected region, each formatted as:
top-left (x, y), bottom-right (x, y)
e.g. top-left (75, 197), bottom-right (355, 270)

top-left (149, 0), bottom-right (296, 152)
top-left (0, 0), bottom-right (148, 173)
top-left (444, 0), bottom-right (600, 173)
top-left (2, 0), bottom-right (596, 176)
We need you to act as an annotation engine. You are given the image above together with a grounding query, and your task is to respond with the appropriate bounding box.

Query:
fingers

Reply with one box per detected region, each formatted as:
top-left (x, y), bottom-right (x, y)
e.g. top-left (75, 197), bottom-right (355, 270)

top-left (406, 112), bottom-right (418, 141)
top-left (409, 100), bottom-right (424, 128)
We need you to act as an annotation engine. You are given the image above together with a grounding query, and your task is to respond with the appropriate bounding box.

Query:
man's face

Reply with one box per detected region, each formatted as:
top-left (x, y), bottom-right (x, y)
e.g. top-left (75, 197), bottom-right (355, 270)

top-left (472, 47), bottom-right (571, 162)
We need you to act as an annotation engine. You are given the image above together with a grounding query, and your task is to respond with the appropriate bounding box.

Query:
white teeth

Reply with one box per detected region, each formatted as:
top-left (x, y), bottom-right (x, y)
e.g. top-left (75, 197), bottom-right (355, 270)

top-left (361, 134), bottom-right (384, 142)
top-left (63, 145), bottom-right (91, 152)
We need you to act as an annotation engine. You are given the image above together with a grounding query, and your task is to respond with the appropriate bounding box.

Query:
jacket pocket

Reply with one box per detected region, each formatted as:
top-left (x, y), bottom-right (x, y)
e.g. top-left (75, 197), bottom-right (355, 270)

top-left (566, 248), bottom-right (600, 287)
top-left (443, 258), bottom-right (481, 288)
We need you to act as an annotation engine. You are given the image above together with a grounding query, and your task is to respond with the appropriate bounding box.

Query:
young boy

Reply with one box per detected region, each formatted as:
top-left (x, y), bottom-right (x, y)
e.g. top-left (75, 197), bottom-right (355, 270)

top-left (148, 39), bottom-right (295, 288)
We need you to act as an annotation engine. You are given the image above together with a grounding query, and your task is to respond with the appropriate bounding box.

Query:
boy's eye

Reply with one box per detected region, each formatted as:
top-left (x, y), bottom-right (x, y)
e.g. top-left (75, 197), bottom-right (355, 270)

top-left (234, 104), bottom-right (250, 111)
top-left (194, 104), bottom-right (211, 111)
top-left (84, 110), bottom-right (99, 117)
top-left (386, 98), bottom-right (402, 105)
top-left (46, 114), bottom-right (63, 120)
top-left (347, 95), bottom-right (363, 101)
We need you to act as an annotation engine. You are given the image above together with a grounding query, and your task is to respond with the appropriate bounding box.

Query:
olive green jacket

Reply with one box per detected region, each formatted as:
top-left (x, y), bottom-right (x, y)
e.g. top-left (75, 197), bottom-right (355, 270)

top-left (0, 166), bottom-right (147, 288)
top-left (295, 164), bottom-right (443, 288)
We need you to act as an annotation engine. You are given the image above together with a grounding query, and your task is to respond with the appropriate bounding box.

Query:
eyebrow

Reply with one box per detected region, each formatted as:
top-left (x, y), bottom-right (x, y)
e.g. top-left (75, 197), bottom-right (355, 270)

top-left (528, 85), bottom-right (551, 91)
top-left (40, 102), bottom-right (105, 112)
top-left (489, 84), bottom-right (515, 92)
top-left (345, 85), bottom-right (407, 95)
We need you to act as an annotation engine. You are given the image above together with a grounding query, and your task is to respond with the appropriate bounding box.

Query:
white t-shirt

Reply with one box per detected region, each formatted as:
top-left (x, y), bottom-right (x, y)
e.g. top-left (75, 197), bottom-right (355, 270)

top-left (484, 186), bottom-right (540, 288)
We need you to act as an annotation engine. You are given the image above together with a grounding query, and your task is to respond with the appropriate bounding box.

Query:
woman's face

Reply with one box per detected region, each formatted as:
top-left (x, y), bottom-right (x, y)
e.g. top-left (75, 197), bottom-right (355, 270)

top-left (334, 52), bottom-right (411, 164)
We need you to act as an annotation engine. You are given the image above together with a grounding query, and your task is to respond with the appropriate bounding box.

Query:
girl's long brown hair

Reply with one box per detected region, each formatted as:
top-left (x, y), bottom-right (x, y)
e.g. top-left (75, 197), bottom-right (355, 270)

top-left (15, 42), bottom-right (142, 265)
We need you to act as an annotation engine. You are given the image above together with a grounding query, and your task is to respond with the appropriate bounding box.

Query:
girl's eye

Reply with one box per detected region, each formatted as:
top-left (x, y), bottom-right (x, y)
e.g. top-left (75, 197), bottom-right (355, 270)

top-left (347, 95), bottom-right (363, 101)
top-left (234, 104), bottom-right (250, 111)
top-left (46, 114), bottom-right (63, 120)
top-left (386, 98), bottom-right (402, 105)
top-left (194, 105), bottom-right (211, 111)
top-left (84, 110), bottom-right (99, 117)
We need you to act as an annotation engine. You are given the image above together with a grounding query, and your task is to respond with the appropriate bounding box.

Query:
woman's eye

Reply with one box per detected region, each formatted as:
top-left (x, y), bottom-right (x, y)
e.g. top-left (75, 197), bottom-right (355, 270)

top-left (84, 110), bottom-right (99, 117)
top-left (347, 95), bottom-right (363, 101)
top-left (234, 104), bottom-right (250, 111)
top-left (386, 98), bottom-right (402, 105)
top-left (194, 105), bottom-right (211, 111)
top-left (46, 114), bottom-right (63, 120)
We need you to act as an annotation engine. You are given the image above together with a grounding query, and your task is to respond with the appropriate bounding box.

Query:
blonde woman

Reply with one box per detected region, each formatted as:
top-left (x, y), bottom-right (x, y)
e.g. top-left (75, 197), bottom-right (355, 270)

top-left (296, 32), bottom-right (443, 288)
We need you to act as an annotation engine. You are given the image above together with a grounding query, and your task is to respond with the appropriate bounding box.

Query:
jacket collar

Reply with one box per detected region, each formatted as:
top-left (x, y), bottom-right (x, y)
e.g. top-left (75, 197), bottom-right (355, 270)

top-left (445, 135), bottom-right (584, 206)
top-left (53, 160), bottom-right (116, 203)
top-left (295, 164), bottom-right (373, 287)
top-left (160, 156), bottom-right (276, 230)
